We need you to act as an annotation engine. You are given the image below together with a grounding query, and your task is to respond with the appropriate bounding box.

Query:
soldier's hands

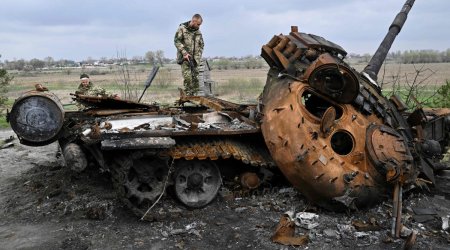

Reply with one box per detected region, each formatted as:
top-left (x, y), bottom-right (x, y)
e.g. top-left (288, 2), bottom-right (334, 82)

top-left (183, 53), bottom-right (191, 61)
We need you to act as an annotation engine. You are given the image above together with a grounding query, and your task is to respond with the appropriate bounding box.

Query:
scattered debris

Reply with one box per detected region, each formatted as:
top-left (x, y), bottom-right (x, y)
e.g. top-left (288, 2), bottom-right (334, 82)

top-left (403, 231), bottom-right (417, 250)
top-left (294, 212), bottom-right (319, 229)
top-left (1, 142), bottom-right (14, 149)
top-left (442, 216), bottom-right (449, 231)
top-left (323, 228), bottom-right (339, 239)
top-left (400, 225), bottom-right (413, 238)
top-left (352, 218), bottom-right (382, 231)
top-left (0, 135), bottom-right (15, 149)
top-left (354, 232), bottom-right (369, 238)
top-left (412, 207), bottom-right (437, 223)
top-left (240, 172), bottom-right (260, 189)
top-left (337, 224), bottom-right (354, 235)
top-left (271, 214), bottom-right (309, 246)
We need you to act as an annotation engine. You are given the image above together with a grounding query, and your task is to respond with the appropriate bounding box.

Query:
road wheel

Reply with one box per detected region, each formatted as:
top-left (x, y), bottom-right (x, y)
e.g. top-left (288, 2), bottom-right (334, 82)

top-left (173, 160), bottom-right (222, 208)
top-left (110, 151), bottom-right (169, 217)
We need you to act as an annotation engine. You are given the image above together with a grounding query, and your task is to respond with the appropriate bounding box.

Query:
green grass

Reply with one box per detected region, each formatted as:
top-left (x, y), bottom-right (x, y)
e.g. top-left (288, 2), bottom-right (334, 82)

top-left (381, 86), bottom-right (449, 109)
top-left (0, 99), bottom-right (13, 128)
top-left (0, 116), bottom-right (10, 129)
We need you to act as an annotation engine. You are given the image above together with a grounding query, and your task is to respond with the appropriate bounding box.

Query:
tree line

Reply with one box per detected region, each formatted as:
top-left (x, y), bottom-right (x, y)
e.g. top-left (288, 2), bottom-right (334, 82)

top-left (2, 48), bottom-right (450, 72)
top-left (0, 50), bottom-right (170, 71)
top-left (350, 48), bottom-right (450, 64)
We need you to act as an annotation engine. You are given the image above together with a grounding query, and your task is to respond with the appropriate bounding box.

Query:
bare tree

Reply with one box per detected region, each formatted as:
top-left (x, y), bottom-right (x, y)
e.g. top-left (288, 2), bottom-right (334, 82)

top-left (29, 58), bottom-right (45, 70)
top-left (155, 50), bottom-right (165, 66)
top-left (114, 50), bottom-right (141, 101)
top-left (385, 63), bottom-right (438, 109)
top-left (44, 56), bottom-right (54, 68)
top-left (145, 51), bottom-right (156, 65)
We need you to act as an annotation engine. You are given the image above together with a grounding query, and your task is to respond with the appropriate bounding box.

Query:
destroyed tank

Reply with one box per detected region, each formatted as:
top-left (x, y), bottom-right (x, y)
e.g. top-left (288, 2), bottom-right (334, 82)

top-left (7, 81), bottom-right (276, 217)
top-left (259, 0), bottom-right (450, 213)
top-left (7, 0), bottom-right (450, 219)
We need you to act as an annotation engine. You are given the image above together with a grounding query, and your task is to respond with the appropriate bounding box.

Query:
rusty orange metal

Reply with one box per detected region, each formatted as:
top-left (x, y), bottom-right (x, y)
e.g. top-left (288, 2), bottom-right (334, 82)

top-left (258, 0), bottom-right (444, 212)
top-left (261, 79), bottom-right (387, 209)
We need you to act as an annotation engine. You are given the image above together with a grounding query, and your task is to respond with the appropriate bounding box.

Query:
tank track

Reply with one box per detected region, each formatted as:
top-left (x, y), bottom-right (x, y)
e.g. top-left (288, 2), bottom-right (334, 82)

top-left (109, 136), bottom-right (275, 217)
top-left (165, 136), bottom-right (276, 167)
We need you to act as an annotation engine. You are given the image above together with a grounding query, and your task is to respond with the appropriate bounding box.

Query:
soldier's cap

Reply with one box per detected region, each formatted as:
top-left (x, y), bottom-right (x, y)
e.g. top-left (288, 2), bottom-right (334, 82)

top-left (80, 73), bottom-right (90, 79)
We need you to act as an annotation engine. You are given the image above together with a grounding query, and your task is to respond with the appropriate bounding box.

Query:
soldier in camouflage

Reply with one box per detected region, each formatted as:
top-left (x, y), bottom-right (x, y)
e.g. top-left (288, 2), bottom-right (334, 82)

top-left (75, 73), bottom-right (117, 110)
top-left (174, 14), bottom-right (204, 96)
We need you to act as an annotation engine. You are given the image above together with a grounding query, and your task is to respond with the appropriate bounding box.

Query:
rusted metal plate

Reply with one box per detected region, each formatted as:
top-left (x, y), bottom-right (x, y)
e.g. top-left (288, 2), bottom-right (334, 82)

top-left (73, 94), bottom-right (159, 111)
top-left (179, 95), bottom-right (242, 111)
top-left (423, 116), bottom-right (446, 141)
top-left (365, 124), bottom-right (413, 179)
top-left (261, 77), bottom-right (389, 210)
top-left (290, 32), bottom-right (347, 56)
top-left (85, 109), bottom-right (157, 116)
top-left (423, 108), bottom-right (450, 117)
top-left (320, 107), bottom-right (336, 136)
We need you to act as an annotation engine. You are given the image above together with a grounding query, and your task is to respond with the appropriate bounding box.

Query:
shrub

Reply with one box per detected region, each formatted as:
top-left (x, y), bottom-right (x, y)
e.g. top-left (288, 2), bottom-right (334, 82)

top-left (433, 80), bottom-right (450, 108)
top-left (0, 69), bottom-right (13, 113)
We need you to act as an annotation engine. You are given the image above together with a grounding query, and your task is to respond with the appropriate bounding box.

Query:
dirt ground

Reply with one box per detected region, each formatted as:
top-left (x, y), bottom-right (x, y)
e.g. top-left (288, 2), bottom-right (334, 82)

top-left (1, 129), bottom-right (450, 250)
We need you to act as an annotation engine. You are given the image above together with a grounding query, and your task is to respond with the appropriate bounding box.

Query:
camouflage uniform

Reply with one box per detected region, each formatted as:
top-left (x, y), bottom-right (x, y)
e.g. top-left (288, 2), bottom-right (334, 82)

top-left (75, 82), bottom-right (108, 110)
top-left (174, 21), bottom-right (204, 95)
top-left (76, 82), bottom-right (107, 96)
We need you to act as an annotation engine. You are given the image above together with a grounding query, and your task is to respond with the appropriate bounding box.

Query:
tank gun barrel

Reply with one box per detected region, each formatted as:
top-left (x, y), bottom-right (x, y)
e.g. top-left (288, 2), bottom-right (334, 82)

top-left (363, 0), bottom-right (415, 81)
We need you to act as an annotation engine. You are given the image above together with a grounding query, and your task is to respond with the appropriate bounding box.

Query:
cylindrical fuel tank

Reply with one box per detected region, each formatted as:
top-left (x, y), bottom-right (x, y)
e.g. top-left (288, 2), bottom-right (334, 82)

top-left (9, 91), bottom-right (64, 146)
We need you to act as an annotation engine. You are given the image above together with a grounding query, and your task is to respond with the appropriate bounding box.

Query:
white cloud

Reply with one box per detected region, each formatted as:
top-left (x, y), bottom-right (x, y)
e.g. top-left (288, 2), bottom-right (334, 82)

top-left (0, 0), bottom-right (448, 60)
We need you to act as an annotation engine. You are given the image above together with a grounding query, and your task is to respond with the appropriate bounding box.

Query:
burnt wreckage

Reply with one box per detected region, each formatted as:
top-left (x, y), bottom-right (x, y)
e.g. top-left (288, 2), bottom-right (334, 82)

top-left (6, 0), bottom-right (450, 227)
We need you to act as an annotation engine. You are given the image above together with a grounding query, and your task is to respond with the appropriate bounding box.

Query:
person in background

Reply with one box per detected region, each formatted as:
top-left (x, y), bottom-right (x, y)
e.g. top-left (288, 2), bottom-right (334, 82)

top-left (174, 13), bottom-right (204, 96)
top-left (76, 73), bottom-right (107, 96)
top-left (75, 73), bottom-right (118, 109)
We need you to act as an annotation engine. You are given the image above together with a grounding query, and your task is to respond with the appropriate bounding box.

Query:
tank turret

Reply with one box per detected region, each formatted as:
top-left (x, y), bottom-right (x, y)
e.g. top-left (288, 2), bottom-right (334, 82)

top-left (259, 0), bottom-right (449, 211)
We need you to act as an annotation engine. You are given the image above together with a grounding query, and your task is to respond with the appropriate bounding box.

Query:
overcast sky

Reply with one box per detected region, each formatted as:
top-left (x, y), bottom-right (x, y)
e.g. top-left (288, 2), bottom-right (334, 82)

top-left (0, 0), bottom-right (448, 61)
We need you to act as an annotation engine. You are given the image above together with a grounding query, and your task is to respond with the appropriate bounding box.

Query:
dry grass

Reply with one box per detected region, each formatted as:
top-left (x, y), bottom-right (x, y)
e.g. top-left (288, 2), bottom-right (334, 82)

top-left (6, 63), bottom-right (450, 106)
top-left (352, 62), bottom-right (450, 88)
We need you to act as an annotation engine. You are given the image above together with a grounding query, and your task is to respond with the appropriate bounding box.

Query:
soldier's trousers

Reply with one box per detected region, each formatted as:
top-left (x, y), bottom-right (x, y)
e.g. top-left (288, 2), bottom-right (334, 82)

top-left (181, 61), bottom-right (199, 96)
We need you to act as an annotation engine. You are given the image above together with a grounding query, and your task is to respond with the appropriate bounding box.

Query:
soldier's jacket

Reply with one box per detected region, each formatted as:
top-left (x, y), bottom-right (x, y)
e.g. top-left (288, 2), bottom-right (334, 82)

top-left (75, 82), bottom-right (111, 110)
top-left (174, 21), bottom-right (204, 66)
top-left (76, 82), bottom-right (107, 97)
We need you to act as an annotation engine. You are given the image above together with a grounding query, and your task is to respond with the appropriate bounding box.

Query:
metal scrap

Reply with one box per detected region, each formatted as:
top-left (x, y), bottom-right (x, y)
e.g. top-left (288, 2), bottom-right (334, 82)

top-left (1, 142), bottom-right (14, 149)
top-left (412, 207), bottom-right (437, 223)
top-left (351, 218), bottom-right (382, 232)
top-left (442, 216), bottom-right (449, 231)
top-left (271, 214), bottom-right (309, 246)
top-left (403, 230), bottom-right (417, 250)
top-left (0, 135), bottom-right (15, 149)
top-left (295, 212), bottom-right (319, 229)
top-left (101, 137), bottom-right (176, 150)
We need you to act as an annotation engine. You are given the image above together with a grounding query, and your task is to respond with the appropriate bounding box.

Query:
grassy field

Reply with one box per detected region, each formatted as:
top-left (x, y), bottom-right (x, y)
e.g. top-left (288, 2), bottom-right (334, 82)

top-left (1, 62), bottom-right (449, 128)
top-left (6, 64), bottom-right (270, 105)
